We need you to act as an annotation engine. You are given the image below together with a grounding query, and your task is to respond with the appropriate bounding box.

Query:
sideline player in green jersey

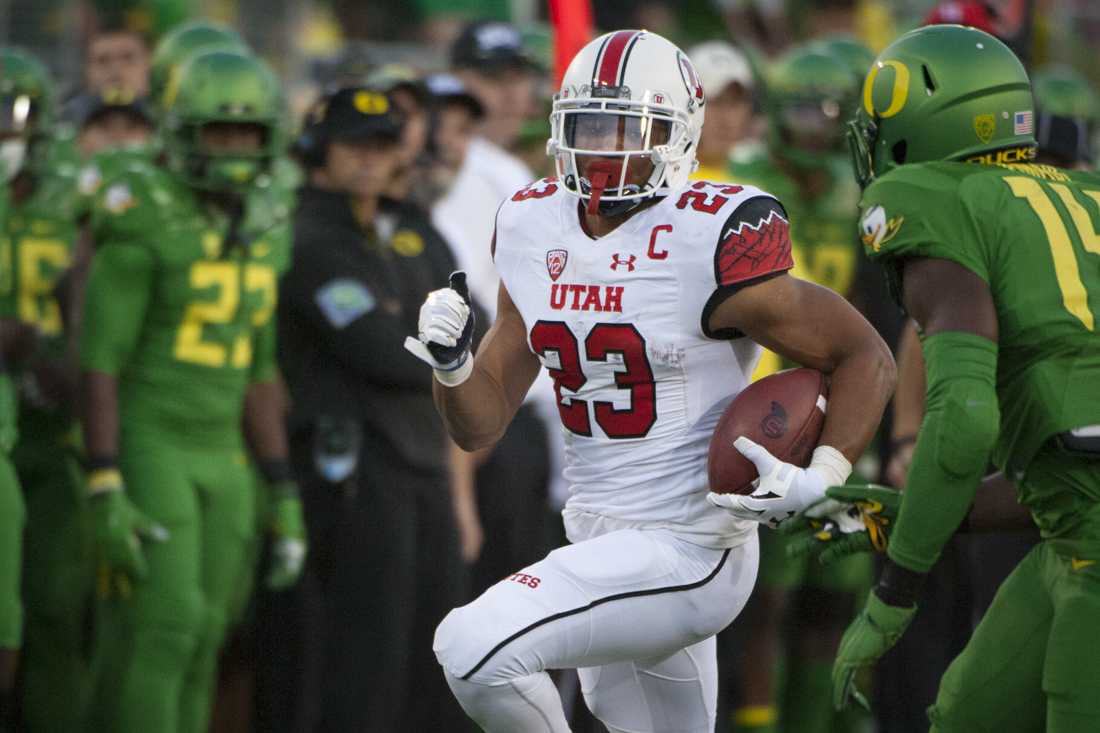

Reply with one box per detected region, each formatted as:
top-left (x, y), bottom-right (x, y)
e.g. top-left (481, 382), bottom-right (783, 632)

top-left (80, 49), bottom-right (305, 733)
top-left (723, 42), bottom-right (871, 733)
top-left (729, 45), bottom-right (866, 373)
top-left (0, 47), bottom-right (96, 732)
top-left (72, 23), bottom-right (298, 634)
top-left (818, 25), bottom-right (1100, 730)
top-left (1030, 65), bottom-right (1099, 171)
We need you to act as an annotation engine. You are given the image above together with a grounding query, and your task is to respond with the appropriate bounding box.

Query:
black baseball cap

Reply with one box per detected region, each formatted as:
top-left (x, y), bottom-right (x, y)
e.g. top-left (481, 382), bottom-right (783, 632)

top-left (450, 21), bottom-right (539, 72)
top-left (425, 73), bottom-right (484, 120)
top-left (365, 64), bottom-right (429, 108)
top-left (313, 86), bottom-right (405, 143)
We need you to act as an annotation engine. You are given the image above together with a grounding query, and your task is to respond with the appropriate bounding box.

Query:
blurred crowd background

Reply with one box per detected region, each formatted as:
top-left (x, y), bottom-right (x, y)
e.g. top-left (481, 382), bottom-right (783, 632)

top-left (1, 1), bottom-right (1099, 732)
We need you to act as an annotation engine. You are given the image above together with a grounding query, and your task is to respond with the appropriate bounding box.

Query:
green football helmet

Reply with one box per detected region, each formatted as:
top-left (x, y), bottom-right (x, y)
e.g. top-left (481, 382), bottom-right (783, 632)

top-left (0, 48), bottom-right (54, 181)
top-left (811, 34), bottom-right (875, 86)
top-left (1031, 64), bottom-right (1099, 121)
top-left (160, 50), bottom-right (285, 192)
top-left (848, 25), bottom-right (1035, 189)
top-left (149, 21), bottom-right (248, 112)
top-left (766, 44), bottom-right (857, 168)
top-left (1030, 64), bottom-right (1098, 166)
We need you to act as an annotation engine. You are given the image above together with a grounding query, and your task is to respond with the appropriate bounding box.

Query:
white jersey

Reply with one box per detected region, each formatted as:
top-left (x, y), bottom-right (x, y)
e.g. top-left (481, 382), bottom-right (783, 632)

top-left (494, 177), bottom-right (796, 548)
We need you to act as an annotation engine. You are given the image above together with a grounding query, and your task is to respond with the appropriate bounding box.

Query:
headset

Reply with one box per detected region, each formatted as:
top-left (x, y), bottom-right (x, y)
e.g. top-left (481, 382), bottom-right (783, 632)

top-left (294, 88), bottom-right (339, 169)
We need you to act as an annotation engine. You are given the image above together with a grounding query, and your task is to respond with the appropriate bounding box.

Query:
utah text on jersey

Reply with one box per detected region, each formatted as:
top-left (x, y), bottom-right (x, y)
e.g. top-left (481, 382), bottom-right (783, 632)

top-left (494, 177), bottom-right (794, 547)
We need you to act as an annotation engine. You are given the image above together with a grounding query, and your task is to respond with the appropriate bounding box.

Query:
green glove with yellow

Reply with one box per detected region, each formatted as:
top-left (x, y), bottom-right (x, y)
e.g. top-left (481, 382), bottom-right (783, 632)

top-left (783, 482), bottom-right (901, 564)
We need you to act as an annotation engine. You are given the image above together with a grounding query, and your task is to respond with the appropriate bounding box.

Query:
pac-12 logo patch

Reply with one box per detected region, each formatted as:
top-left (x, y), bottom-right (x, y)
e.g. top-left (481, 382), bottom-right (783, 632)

top-left (546, 249), bottom-right (568, 281)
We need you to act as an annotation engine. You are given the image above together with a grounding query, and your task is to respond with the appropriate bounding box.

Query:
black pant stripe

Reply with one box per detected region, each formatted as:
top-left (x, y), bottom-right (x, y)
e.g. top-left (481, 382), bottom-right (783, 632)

top-left (459, 546), bottom-right (732, 680)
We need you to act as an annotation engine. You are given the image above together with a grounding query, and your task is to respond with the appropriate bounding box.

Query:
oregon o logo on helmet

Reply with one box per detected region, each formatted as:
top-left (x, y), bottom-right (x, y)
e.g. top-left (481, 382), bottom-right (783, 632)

top-left (862, 60), bottom-right (910, 118)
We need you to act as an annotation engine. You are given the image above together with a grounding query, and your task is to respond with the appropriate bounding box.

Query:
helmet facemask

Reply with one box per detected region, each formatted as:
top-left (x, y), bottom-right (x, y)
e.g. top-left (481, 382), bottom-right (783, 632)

top-left (166, 117), bottom-right (278, 192)
top-left (549, 91), bottom-right (692, 216)
top-left (846, 114), bottom-right (877, 190)
top-left (775, 95), bottom-right (847, 167)
top-left (0, 93), bottom-right (44, 182)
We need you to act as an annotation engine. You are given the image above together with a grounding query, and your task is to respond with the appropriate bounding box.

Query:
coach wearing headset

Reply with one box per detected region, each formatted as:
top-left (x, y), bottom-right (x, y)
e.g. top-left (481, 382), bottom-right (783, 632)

top-left (271, 85), bottom-right (472, 733)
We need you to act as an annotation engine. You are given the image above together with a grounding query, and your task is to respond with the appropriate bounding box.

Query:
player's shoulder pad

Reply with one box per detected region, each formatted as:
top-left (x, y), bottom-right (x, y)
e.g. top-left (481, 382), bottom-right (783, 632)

top-left (503, 177), bottom-right (563, 208)
top-left (711, 193), bottom-right (795, 288)
top-left (495, 177), bottom-right (563, 257)
top-left (31, 162), bottom-right (82, 218)
top-left (859, 162), bottom-right (972, 259)
top-left (79, 147), bottom-right (155, 201)
top-left (91, 161), bottom-right (176, 242)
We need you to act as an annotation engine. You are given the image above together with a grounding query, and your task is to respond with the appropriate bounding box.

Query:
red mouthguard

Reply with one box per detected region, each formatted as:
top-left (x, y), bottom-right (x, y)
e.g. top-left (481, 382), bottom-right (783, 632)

top-left (584, 160), bottom-right (624, 215)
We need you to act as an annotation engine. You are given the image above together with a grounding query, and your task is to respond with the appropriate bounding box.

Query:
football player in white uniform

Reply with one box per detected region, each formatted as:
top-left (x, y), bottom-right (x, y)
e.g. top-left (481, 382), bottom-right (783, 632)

top-left (405, 30), bottom-right (895, 733)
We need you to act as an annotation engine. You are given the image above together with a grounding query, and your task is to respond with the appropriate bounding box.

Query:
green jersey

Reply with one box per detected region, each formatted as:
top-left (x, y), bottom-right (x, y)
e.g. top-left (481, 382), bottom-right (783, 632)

top-left (860, 161), bottom-right (1100, 531)
top-left (244, 155), bottom-right (298, 275)
top-left (78, 147), bottom-right (296, 272)
top-left (728, 149), bottom-right (863, 296)
top-left (0, 162), bottom-right (81, 343)
top-left (77, 145), bottom-right (158, 219)
top-left (81, 159), bottom-right (289, 449)
top-left (0, 150), bottom-right (82, 444)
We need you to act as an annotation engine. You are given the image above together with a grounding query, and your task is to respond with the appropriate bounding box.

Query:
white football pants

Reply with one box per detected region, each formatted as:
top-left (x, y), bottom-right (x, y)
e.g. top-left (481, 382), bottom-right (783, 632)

top-left (434, 527), bottom-right (759, 732)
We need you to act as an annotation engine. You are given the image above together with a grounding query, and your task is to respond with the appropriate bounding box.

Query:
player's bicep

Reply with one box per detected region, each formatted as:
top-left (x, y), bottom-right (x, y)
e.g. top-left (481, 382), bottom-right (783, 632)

top-left (711, 273), bottom-right (883, 373)
top-left (471, 281), bottom-right (540, 413)
top-left (900, 257), bottom-right (998, 342)
top-left (701, 196), bottom-right (795, 338)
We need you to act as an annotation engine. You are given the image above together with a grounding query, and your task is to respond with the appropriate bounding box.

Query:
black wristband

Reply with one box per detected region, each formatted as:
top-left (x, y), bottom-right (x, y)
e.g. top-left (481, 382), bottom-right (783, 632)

top-left (876, 558), bottom-right (926, 608)
top-left (890, 435), bottom-right (917, 452)
top-left (84, 456), bottom-right (119, 472)
top-left (258, 459), bottom-right (292, 485)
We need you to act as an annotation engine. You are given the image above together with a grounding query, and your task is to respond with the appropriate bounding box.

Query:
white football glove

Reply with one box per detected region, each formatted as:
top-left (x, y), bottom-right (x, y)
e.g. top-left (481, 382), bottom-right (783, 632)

top-left (707, 436), bottom-right (852, 528)
top-left (403, 271), bottom-right (476, 386)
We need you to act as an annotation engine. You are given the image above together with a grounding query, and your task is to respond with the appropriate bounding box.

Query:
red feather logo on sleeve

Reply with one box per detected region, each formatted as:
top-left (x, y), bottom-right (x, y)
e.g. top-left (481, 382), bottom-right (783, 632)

top-left (716, 209), bottom-right (794, 286)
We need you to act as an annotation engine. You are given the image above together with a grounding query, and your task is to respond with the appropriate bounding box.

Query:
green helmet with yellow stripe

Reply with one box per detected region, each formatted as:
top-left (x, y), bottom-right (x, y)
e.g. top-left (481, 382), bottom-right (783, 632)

top-left (848, 24), bottom-right (1035, 188)
top-left (161, 49), bottom-right (285, 192)
top-left (149, 20), bottom-right (248, 113)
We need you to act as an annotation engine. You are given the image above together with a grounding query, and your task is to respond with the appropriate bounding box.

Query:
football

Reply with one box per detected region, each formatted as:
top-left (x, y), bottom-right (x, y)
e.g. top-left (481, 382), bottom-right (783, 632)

top-left (707, 368), bottom-right (828, 495)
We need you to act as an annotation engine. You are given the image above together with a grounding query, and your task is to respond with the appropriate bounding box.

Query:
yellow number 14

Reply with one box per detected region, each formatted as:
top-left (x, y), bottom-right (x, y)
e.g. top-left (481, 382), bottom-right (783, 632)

top-left (1005, 176), bottom-right (1100, 331)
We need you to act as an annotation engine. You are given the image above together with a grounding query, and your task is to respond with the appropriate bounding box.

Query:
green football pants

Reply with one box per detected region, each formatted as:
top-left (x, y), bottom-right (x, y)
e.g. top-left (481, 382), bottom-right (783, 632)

top-left (88, 437), bottom-right (256, 733)
top-left (16, 438), bottom-right (94, 733)
top-left (930, 454), bottom-right (1100, 733)
top-left (0, 452), bottom-right (23, 650)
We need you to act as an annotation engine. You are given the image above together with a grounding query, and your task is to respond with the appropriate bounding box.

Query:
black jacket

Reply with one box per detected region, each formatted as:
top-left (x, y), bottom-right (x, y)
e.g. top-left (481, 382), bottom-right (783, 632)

top-left (278, 186), bottom-right (458, 474)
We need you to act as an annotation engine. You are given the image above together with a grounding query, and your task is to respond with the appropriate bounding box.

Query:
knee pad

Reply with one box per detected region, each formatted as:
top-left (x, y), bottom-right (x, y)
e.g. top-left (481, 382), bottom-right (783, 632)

top-left (581, 647), bottom-right (717, 733)
top-left (131, 581), bottom-right (205, 659)
top-left (434, 605), bottom-right (496, 681)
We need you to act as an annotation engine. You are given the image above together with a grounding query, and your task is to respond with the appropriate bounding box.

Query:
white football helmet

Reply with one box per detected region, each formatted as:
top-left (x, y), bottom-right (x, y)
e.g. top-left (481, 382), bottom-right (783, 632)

top-left (547, 30), bottom-right (706, 215)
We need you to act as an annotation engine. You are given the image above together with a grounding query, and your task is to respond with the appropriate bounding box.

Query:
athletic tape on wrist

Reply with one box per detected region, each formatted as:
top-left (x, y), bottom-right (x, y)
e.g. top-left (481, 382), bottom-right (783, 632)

top-left (87, 468), bottom-right (123, 496)
top-left (433, 356), bottom-right (473, 387)
top-left (810, 445), bottom-right (852, 489)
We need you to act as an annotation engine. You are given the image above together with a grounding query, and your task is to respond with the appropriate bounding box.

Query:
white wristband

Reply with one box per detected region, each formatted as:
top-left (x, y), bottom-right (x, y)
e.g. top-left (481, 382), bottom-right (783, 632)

top-left (809, 445), bottom-right (853, 489)
top-left (433, 357), bottom-right (473, 387)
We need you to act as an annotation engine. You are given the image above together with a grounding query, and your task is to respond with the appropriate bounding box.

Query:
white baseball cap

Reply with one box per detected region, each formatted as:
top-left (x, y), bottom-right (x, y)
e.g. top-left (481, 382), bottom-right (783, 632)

top-left (688, 41), bottom-right (754, 98)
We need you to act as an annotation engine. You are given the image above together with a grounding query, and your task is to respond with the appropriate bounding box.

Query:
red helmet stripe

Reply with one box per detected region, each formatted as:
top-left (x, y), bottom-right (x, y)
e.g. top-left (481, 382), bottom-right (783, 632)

top-left (594, 30), bottom-right (637, 87)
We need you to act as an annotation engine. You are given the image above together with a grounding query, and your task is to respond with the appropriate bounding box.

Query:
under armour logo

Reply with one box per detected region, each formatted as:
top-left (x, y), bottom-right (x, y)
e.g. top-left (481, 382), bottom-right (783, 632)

top-left (610, 253), bottom-right (636, 272)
